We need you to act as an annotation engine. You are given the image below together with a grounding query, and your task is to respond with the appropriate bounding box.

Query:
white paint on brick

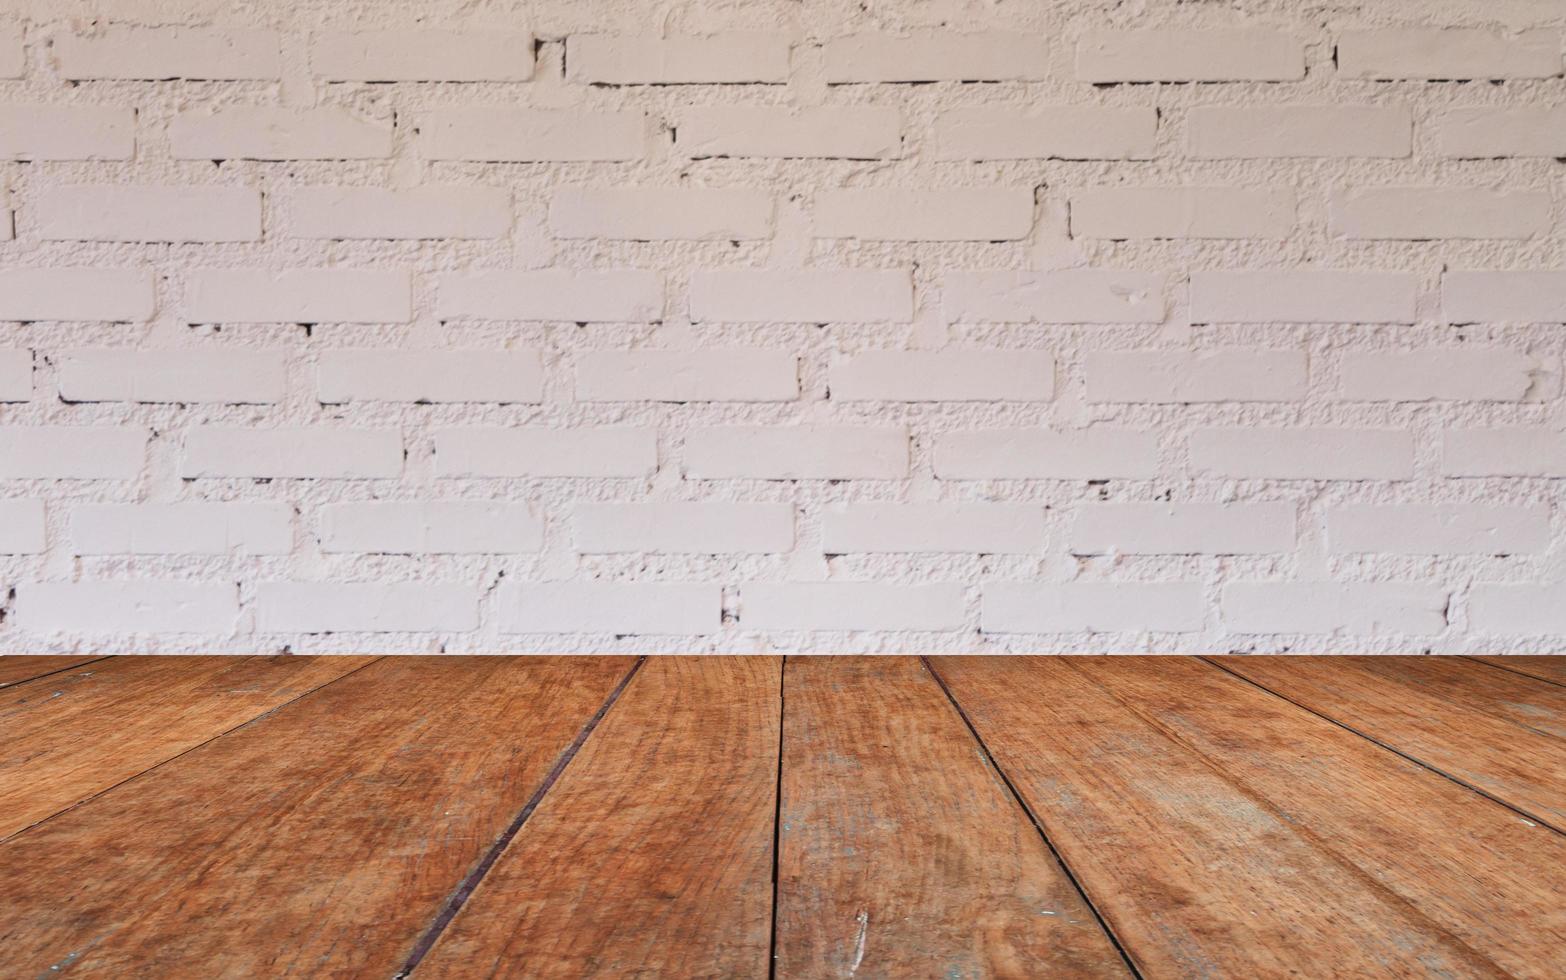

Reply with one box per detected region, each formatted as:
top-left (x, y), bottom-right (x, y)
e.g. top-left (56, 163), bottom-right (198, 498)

top-left (496, 582), bottom-right (719, 635)
top-left (318, 350), bottom-right (543, 404)
top-left (1337, 28), bottom-right (1562, 80)
top-left (1190, 270), bottom-right (1418, 323)
top-left (0, 349), bottom-right (32, 401)
top-left (0, 499), bottom-right (46, 554)
top-left (0, 104), bottom-right (133, 160)
top-left (1086, 349), bottom-right (1308, 403)
top-left (255, 582), bottom-right (479, 633)
top-left (437, 269), bottom-right (661, 322)
top-left (1443, 271), bottom-right (1566, 324)
top-left (1442, 429), bottom-right (1566, 478)
top-left (690, 269), bottom-right (911, 323)
top-left (679, 106), bottom-right (903, 159)
top-left (35, 184), bottom-right (262, 242)
top-left (830, 350), bottom-right (1053, 402)
top-left (0, 426), bottom-right (145, 479)
top-left (983, 582), bottom-right (1206, 633)
top-left (1433, 107), bottom-right (1566, 158)
top-left (169, 108), bottom-right (392, 160)
top-left (1327, 504), bottom-right (1550, 556)
top-left (416, 108), bottom-right (645, 161)
top-left (186, 269), bottom-right (411, 324)
top-left (813, 188), bottom-right (1034, 241)
top-left (684, 426), bottom-right (909, 480)
top-left (181, 427), bottom-right (402, 479)
top-left (1191, 428), bottom-right (1415, 480)
top-left (1338, 350), bottom-right (1557, 402)
top-left (70, 503), bottom-right (291, 556)
top-left (0, 268), bottom-right (154, 321)
top-left (288, 186), bottom-right (512, 240)
top-left (934, 107), bottom-right (1157, 160)
top-left (1188, 105), bottom-right (1411, 158)
top-left (434, 427), bottom-right (657, 478)
top-left (57, 349), bottom-right (286, 404)
top-left (1076, 29), bottom-right (1304, 82)
top-left (1468, 585), bottom-right (1566, 636)
top-left (933, 428), bottom-right (1158, 480)
top-left (568, 33), bottom-right (791, 84)
top-left (574, 502), bottom-right (794, 553)
top-left (15, 582), bottom-right (239, 635)
top-left (310, 30), bottom-right (533, 81)
top-left (742, 582), bottom-right (966, 631)
top-left (1330, 187), bottom-right (1551, 240)
top-left (824, 32), bottom-right (1048, 83)
top-left (1221, 582), bottom-right (1448, 636)
top-left (318, 502), bottom-right (542, 554)
top-left (550, 187), bottom-right (773, 240)
top-left (576, 350), bottom-right (797, 402)
top-left (53, 27), bottom-right (281, 80)
top-left (1071, 502), bottom-right (1295, 555)
top-left (944, 270), bottom-right (1165, 323)
top-left (1070, 186), bottom-right (1295, 239)
top-left (823, 503), bottom-right (1045, 554)
top-left (0, 25), bottom-right (22, 78)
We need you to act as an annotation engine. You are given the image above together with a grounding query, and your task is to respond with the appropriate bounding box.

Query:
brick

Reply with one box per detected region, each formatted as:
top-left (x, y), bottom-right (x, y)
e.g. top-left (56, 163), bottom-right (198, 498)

top-left (496, 582), bottom-right (719, 635)
top-left (0, 499), bottom-right (46, 554)
top-left (1188, 105), bottom-right (1411, 158)
top-left (1468, 585), bottom-right (1566, 636)
top-left (181, 427), bottom-right (402, 479)
top-left (1190, 428), bottom-right (1414, 480)
top-left (14, 582), bottom-right (239, 634)
top-left (1076, 29), bottom-right (1304, 82)
top-left (741, 582), bottom-right (966, 631)
top-left (1071, 502), bottom-right (1294, 555)
top-left (689, 269), bottom-right (912, 323)
top-left (678, 106), bottom-right (902, 159)
top-left (434, 427), bottom-right (657, 478)
top-left (550, 187), bottom-right (773, 240)
top-left (53, 26), bottom-right (280, 79)
top-left (684, 426), bottom-right (908, 480)
top-left (169, 107), bottom-right (392, 160)
top-left (0, 25), bottom-right (21, 78)
top-left (0, 104), bottom-right (133, 159)
top-left (417, 108), bottom-right (645, 161)
top-left (1337, 28), bottom-right (1562, 80)
top-left (813, 188), bottom-right (1034, 241)
top-left (57, 349), bottom-right (286, 403)
top-left (943, 270), bottom-right (1165, 323)
top-left (567, 33), bottom-right (791, 84)
top-left (982, 582), bottom-right (1205, 633)
top-left (1189, 270), bottom-right (1417, 324)
top-left (186, 269), bottom-right (412, 324)
top-left (437, 269), bottom-right (662, 322)
top-left (319, 502), bottom-right (542, 554)
top-left (1442, 429), bottom-right (1566, 478)
top-left (1327, 504), bottom-right (1550, 556)
top-left (1086, 349), bottom-right (1308, 403)
top-left (318, 350), bottom-right (543, 404)
top-left (70, 503), bottom-right (291, 556)
top-left (822, 503), bottom-right (1045, 554)
top-left (933, 428), bottom-right (1158, 480)
top-left (1339, 350), bottom-right (1556, 402)
top-left (1329, 187), bottom-right (1550, 240)
top-left (289, 186), bottom-right (511, 239)
top-left (823, 31), bottom-right (1047, 82)
top-left (573, 502), bottom-right (794, 553)
top-left (0, 426), bottom-right (145, 479)
top-left (1443, 271), bottom-right (1566, 324)
top-left (576, 350), bottom-right (798, 401)
top-left (830, 350), bottom-right (1053, 401)
top-left (255, 582), bottom-right (480, 633)
top-left (35, 184), bottom-right (261, 242)
top-left (0, 268), bottom-right (153, 322)
top-left (1070, 186), bottom-right (1295, 239)
top-left (1221, 582), bottom-right (1447, 635)
top-left (0, 348), bottom-right (31, 401)
top-left (934, 106), bottom-right (1156, 160)
top-left (1433, 107), bottom-right (1566, 158)
top-left (310, 30), bottom-right (533, 81)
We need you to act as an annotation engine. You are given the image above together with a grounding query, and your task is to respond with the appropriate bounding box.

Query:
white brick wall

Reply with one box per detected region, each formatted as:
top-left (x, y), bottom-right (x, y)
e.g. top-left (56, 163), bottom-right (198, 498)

top-left (1, 3), bottom-right (1564, 654)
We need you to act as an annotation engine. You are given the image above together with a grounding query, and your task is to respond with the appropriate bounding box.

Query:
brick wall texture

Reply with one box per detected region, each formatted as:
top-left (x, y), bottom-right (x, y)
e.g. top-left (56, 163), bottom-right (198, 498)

top-left (1, 0), bottom-right (1564, 653)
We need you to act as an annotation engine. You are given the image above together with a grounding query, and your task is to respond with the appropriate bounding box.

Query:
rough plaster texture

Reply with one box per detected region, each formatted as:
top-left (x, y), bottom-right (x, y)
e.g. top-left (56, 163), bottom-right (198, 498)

top-left (1, 0), bottom-right (1565, 653)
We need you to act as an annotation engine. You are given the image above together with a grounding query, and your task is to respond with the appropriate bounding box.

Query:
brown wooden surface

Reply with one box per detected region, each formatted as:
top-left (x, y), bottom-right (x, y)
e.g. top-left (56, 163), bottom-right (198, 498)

top-left (0, 656), bottom-right (633, 978)
top-left (415, 656), bottom-right (780, 979)
top-left (0, 655), bottom-right (101, 688)
top-left (1218, 655), bottom-right (1566, 829)
top-left (0, 654), bottom-right (370, 839)
top-left (775, 656), bottom-right (1129, 979)
top-left (1473, 655), bottom-right (1566, 687)
top-left (929, 656), bottom-right (1510, 978)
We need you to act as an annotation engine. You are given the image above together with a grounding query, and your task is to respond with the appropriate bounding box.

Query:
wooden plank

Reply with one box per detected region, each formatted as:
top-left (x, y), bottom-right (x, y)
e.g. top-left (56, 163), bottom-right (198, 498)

top-left (775, 657), bottom-right (1129, 979)
top-left (0, 655), bottom-right (101, 688)
top-left (931, 656), bottom-right (1508, 978)
top-left (1343, 656), bottom-right (1566, 736)
top-left (0, 656), bottom-right (634, 978)
top-left (1218, 655), bottom-right (1566, 829)
top-left (414, 656), bottom-right (780, 979)
top-left (1473, 655), bottom-right (1566, 687)
top-left (0, 654), bottom-right (371, 839)
top-left (1075, 656), bottom-right (1566, 977)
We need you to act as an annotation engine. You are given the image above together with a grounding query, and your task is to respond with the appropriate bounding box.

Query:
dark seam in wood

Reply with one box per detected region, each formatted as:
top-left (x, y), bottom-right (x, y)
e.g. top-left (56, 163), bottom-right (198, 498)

top-left (1201, 656), bottom-right (1566, 837)
top-left (0, 655), bottom-right (112, 690)
top-left (0, 656), bottom-right (384, 847)
top-left (1462, 656), bottom-right (1566, 690)
top-left (396, 655), bottom-right (647, 979)
top-left (767, 655), bottom-right (786, 980)
top-left (919, 656), bottom-right (1145, 980)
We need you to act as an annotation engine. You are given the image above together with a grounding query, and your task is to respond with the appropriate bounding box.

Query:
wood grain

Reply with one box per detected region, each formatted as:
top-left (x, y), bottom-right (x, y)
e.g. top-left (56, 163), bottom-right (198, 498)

top-left (0, 655), bottom-right (101, 688)
top-left (415, 656), bottom-right (780, 979)
top-left (775, 656), bottom-right (1129, 979)
top-left (1218, 655), bottom-right (1566, 829)
top-left (0, 656), bottom-right (634, 979)
top-left (1472, 655), bottom-right (1566, 687)
top-left (0, 654), bottom-right (370, 839)
top-left (931, 656), bottom-right (1508, 979)
top-left (1076, 656), bottom-right (1566, 978)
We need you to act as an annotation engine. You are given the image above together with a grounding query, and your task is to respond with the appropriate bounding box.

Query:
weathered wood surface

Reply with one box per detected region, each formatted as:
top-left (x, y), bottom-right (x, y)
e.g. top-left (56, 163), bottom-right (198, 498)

top-left (0, 655), bottom-right (102, 688)
top-left (1472, 655), bottom-right (1566, 687)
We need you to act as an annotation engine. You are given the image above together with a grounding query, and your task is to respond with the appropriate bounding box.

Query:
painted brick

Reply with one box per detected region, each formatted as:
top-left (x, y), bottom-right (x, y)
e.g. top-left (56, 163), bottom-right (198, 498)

top-left (684, 426), bottom-right (909, 480)
top-left (1433, 107), bottom-right (1566, 158)
top-left (934, 107), bottom-right (1156, 160)
top-left (1190, 428), bottom-right (1415, 480)
top-left (1071, 502), bottom-right (1295, 555)
top-left (689, 269), bottom-right (912, 322)
top-left (53, 27), bottom-right (280, 80)
top-left (0, 426), bottom-right (145, 479)
top-left (830, 350), bottom-right (1054, 402)
top-left (1070, 186), bottom-right (1295, 239)
top-left (1442, 429), bottom-right (1566, 478)
top-left (0, 104), bottom-right (133, 159)
top-left (933, 428), bottom-right (1158, 480)
top-left (1337, 28), bottom-right (1562, 80)
top-left (310, 30), bottom-right (533, 81)
top-left (1339, 350), bottom-right (1557, 402)
top-left (35, 184), bottom-right (261, 242)
top-left (181, 427), bottom-right (402, 479)
top-left (186, 269), bottom-right (411, 324)
top-left (678, 106), bottom-right (902, 159)
top-left (0, 348), bottom-right (32, 401)
top-left (1076, 29), bottom-right (1304, 82)
top-left (57, 349), bottom-right (286, 404)
top-left (255, 582), bottom-right (480, 633)
top-left (573, 502), bottom-right (794, 553)
top-left (15, 582), bottom-right (239, 634)
top-left (568, 33), bottom-right (791, 84)
top-left (822, 503), bottom-right (1045, 554)
top-left (318, 350), bottom-right (543, 404)
top-left (169, 107), bottom-right (392, 160)
top-left (550, 188), bottom-right (773, 240)
top-left (417, 108), bottom-right (645, 161)
top-left (289, 186), bottom-right (512, 239)
top-left (1086, 349), bottom-right (1308, 403)
top-left (1330, 187), bottom-right (1550, 240)
top-left (0, 25), bottom-right (21, 78)
top-left (1443, 271), bottom-right (1566, 324)
top-left (982, 582), bottom-right (1206, 633)
top-left (1468, 585), bottom-right (1566, 636)
top-left (318, 502), bottom-right (542, 554)
top-left (434, 427), bottom-right (658, 478)
top-left (812, 188), bottom-right (1034, 241)
top-left (496, 582), bottom-right (719, 635)
top-left (943, 270), bottom-right (1165, 323)
top-left (70, 503), bottom-right (291, 556)
top-left (741, 583), bottom-right (966, 631)
top-left (1189, 270), bottom-right (1418, 324)
top-left (1221, 582), bottom-right (1448, 635)
top-left (823, 31), bottom-right (1047, 82)
top-left (1188, 105), bottom-right (1411, 158)
top-left (0, 499), bottom-right (46, 554)
top-left (0, 268), bottom-right (153, 321)
top-left (576, 350), bottom-right (798, 402)
top-left (437, 269), bottom-right (662, 322)
top-left (1327, 504), bottom-right (1550, 556)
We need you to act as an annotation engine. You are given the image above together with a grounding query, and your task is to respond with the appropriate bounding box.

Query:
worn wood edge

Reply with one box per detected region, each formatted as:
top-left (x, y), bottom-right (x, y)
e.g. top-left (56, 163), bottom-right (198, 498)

top-left (0, 656), bottom-right (109, 689)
